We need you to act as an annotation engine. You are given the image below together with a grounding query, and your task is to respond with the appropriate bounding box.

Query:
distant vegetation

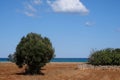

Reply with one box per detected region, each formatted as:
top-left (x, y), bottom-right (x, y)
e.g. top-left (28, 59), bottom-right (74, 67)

top-left (88, 48), bottom-right (120, 65)
top-left (8, 54), bottom-right (15, 62)
top-left (14, 32), bottom-right (55, 74)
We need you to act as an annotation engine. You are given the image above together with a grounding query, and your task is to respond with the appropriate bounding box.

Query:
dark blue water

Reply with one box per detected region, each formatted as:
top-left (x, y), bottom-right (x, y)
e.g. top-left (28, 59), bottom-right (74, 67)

top-left (0, 58), bottom-right (9, 62)
top-left (0, 58), bottom-right (88, 62)
top-left (51, 58), bottom-right (88, 62)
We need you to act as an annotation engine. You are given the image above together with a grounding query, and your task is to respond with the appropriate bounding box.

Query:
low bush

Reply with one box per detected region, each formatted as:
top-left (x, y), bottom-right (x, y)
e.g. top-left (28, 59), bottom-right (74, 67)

top-left (88, 48), bottom-right (120, 65)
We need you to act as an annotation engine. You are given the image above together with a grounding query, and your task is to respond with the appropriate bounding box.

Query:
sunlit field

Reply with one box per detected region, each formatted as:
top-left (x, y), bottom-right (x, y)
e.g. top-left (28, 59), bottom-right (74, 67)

top-left (0, 62), bottom-right (120, 80)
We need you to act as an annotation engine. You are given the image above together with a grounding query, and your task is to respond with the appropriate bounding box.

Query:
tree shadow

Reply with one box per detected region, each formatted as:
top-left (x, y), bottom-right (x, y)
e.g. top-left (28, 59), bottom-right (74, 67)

top-left (16, 72), bottom-right (26, 75)
top-left (15, 67), bottom-right (46, 75)
top-left (15, 68), bottom-right (46, 76)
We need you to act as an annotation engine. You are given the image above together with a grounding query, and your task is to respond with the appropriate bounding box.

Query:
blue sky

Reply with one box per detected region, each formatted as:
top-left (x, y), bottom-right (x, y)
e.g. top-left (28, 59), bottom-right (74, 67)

top-left (0, 0), bottom-right (120, 58)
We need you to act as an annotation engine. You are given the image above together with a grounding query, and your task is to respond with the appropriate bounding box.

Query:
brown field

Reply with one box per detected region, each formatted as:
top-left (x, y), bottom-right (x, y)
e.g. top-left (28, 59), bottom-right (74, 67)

top-left (0, 62), bottom-right (120, 80)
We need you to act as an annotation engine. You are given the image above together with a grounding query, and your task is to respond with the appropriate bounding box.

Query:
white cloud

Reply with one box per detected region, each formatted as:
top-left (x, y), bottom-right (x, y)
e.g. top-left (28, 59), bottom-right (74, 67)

top-left (47, 0), bottom-right (89, 14)
top-left (32, 0), bottom-right (41, 5)
top-left (24, 3), bottom-right (37, 12)
top-left (22, 0), bottom-right (41, 17)
top-left (24, 11), bottom-right (35, 17)
top-left (19, 0), bottom-right (89, 17)
top-left (85, 21), bottom-right (95, 27)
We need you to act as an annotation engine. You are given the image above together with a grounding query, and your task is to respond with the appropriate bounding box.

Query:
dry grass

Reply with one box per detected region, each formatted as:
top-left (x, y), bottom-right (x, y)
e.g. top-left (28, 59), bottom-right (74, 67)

top-left (0, 62), bottom-right (120, 80)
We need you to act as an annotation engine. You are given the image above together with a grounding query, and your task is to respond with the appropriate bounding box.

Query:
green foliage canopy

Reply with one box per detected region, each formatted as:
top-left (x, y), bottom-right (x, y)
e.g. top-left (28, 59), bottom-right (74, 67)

top-left (14, 32), bottom-right (55, 74)
top-left (88, 48), bottom-right (120, 65)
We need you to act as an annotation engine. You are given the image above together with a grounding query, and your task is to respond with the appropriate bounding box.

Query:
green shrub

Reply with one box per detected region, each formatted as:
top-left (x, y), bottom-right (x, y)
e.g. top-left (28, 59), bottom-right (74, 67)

top-left (88, 48), bottom-right (120, 65)
top-left (14, 32), bottom-right (55, 74)
top-left (8, 54), bottom-right (15, 62)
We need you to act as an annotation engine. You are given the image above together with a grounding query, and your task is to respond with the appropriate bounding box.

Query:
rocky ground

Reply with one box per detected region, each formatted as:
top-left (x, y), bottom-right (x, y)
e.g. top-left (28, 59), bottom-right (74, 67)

top-left (0, 62), bottom-right (120, 80)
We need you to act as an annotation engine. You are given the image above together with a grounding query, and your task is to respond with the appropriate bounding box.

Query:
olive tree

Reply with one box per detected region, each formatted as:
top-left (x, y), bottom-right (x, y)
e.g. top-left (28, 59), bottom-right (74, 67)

top-left (14, 33), bottom-right (55, 74)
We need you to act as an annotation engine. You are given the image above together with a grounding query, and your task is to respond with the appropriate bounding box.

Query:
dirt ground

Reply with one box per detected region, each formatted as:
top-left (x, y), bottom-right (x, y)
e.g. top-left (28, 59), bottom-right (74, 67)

top-left (0, 62), bottom-right (120, 80)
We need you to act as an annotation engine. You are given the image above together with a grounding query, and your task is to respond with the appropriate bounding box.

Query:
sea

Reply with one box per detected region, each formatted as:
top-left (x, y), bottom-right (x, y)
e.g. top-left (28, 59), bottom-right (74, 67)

top-left (0, 58), bottom-right (88, 62)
